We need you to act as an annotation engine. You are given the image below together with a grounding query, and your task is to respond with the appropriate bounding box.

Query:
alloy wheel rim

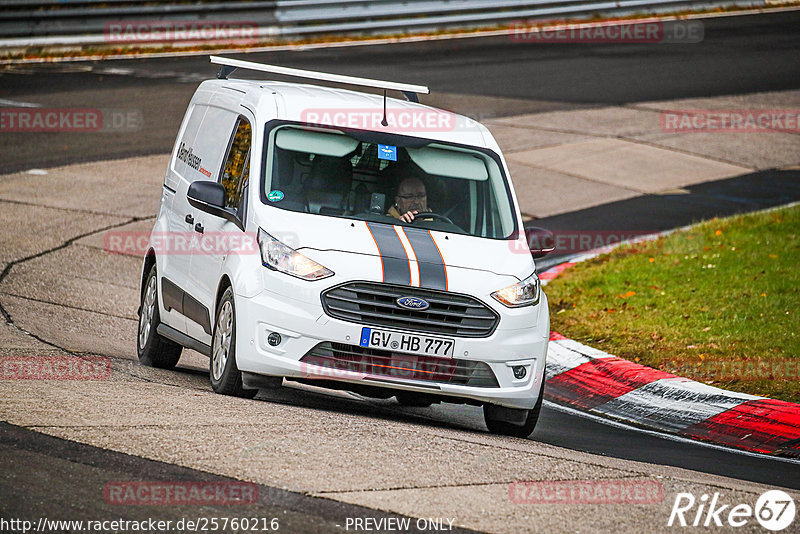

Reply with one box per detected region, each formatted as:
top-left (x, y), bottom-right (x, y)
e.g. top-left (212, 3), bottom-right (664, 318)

top-left (138, 276), bottom-right (156, 349)
top-left (212, 300), bottom-right (233, 381)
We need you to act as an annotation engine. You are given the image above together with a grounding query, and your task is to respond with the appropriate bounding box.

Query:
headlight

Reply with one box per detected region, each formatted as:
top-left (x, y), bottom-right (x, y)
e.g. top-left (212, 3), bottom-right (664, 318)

top-left (491, 272), bottom-right (540, 308)
top-left (257, 228), bottom-right (333, 281)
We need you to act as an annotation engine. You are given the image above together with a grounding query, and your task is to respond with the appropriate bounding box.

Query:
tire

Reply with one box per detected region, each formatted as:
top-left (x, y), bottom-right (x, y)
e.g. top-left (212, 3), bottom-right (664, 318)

top-left (210, 287), bottom-right (257, 399)
top-left (483, 383), bottom-right (545, 438)
top-left (137, 265), bottom-right (182, 369)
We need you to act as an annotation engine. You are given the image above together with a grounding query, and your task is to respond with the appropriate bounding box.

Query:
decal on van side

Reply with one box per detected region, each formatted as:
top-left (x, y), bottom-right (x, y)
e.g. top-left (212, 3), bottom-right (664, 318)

top-left (177, 142), bottom-right (203, 170)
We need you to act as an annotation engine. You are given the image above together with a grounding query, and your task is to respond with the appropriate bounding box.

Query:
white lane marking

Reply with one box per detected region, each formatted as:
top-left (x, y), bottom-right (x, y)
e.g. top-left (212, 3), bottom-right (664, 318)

top-left (545, 342), bottom-right (593, 378)
top-left (544, 400), bottom-right (800, 465)
top-left (0, 98), bottom-right (41, 108)
top-left (96, 67), bottom-right (134, 75)
top-left (552, 338), bottom-right (617, 360)
top-left (660, 376), bottom-right (763, 401)
top-left (26, 169), bottom-right (48, 175)
top-left (591, 378), bottom-right (757, 432)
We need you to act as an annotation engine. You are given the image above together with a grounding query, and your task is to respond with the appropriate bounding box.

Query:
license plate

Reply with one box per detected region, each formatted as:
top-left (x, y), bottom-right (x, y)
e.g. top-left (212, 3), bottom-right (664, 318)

top-left (360, 327), bottom-right (454, 358)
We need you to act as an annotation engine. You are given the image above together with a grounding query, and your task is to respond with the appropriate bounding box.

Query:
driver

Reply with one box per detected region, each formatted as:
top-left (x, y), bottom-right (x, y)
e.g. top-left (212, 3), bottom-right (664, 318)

top-left (388, 176), bottom-right (432, 223)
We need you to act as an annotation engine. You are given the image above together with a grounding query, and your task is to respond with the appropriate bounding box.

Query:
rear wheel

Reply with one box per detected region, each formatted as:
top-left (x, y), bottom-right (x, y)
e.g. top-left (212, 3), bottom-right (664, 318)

top-left (210, 287), bottom-right (257, 399)
top-left (483, 383), bottom-right (544, 438)
top-left (137, 265), bottom-right (182, 369)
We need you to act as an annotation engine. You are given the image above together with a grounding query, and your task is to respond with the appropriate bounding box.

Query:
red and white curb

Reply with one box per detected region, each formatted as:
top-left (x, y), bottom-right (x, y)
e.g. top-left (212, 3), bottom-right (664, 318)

top-left (540, 236), bottom-right (800, 458)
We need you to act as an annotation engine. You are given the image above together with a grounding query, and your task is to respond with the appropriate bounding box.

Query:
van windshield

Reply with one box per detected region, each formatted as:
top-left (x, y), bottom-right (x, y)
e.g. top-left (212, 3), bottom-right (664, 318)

top-left (261, 125), bottom-right (517, 239)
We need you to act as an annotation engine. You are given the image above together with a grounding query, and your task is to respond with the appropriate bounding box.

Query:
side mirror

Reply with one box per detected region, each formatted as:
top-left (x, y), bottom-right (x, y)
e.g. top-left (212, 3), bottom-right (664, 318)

top-left (525, 226), bottom-right (555, 259)
top-left (187, 181), bottom-right (240, 227)
top-left (187, 180), bottom-right (225, 209)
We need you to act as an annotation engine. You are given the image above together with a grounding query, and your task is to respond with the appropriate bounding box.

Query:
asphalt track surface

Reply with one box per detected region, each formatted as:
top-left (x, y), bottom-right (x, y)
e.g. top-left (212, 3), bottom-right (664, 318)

top-left (1, 9), bottom-right (800, 529)
top-left (2, 11), bottom-right (800, 173)
top-left (0, 422), bottom-right (477, 534)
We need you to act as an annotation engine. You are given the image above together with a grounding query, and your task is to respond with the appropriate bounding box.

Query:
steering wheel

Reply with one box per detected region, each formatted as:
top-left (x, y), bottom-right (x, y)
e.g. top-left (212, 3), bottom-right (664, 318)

top-left (412, 211), bottom-right (454, 225)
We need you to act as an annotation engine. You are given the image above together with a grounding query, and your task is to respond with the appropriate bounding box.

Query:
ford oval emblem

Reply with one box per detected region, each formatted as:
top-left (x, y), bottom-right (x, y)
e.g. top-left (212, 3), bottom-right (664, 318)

top-left (396, 296), bottom-right (430, 311)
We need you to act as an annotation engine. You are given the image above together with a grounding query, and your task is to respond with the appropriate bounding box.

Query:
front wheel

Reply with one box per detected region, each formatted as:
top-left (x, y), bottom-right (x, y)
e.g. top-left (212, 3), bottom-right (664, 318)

top-left (483, 383), bottom-right (544, 438)
top-left (210, 287), bottom-right (257, 399)
top-left (137, 265), bottom-right (182, 369)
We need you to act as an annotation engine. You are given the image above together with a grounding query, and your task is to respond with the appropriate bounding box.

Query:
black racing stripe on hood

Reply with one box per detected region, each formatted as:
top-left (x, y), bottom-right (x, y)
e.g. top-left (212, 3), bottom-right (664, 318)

top-left (365, 222), bottom-right (411, 286)
top-left (403, 227), bottom-right (447, 291)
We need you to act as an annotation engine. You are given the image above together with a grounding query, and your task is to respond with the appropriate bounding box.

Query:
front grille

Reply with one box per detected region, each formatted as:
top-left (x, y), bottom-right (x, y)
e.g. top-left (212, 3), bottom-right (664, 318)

top-left (321, 282), bottom-right (499, 337)
top-left (301, 342), bottom-right (499, 388)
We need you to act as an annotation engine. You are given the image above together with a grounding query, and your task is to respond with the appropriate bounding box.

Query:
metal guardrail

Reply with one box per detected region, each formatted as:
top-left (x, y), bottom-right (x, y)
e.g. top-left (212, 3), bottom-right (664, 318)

top-left (0, 0), bottom-right (770, 45)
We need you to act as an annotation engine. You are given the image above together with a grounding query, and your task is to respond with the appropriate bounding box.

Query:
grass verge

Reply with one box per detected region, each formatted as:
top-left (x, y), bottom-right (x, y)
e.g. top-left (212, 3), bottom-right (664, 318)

top-left (544, 204), bottom-right (799, 402)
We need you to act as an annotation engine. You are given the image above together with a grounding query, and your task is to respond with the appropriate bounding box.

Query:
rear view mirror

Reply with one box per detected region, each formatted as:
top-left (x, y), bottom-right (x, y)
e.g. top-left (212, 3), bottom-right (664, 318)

top-left (525, 226), bottom-right (555, 259)
top-left (187, 180), bottom-right (225, 209)
top-left (187, 181), bottom-right (240, 227)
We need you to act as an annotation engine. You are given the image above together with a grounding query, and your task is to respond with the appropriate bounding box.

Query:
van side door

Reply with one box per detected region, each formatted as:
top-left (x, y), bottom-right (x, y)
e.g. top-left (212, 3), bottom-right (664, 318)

top-left (158, 99), bottom-right (210, 334)
top-left (168, 101), bottom-right (238, 343)
top-left (180, 95), bottom-right (244, 344)
top-left (188, 111), bottom-right (252, 343)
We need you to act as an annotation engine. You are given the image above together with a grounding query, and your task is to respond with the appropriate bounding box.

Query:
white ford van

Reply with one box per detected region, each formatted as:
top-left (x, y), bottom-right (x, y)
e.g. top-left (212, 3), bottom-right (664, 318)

top-left (137, 57), bottom-right (551, 437)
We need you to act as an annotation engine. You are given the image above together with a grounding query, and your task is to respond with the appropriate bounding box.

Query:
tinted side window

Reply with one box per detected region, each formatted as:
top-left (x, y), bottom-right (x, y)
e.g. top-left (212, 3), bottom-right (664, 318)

top-left (220, 118), bottom-right (251, 214)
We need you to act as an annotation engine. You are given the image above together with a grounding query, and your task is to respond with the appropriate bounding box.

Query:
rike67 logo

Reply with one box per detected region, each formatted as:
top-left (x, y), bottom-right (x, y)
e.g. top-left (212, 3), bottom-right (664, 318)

top-left (668, 490), bottom-right (796, 531)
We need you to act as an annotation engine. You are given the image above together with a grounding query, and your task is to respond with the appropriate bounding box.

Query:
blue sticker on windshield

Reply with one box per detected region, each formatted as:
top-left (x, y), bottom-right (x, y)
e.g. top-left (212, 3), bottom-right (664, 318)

top-left (267, 190), bottom-right (284, 202)
top-left (378, 144), bottom-right (397, 162)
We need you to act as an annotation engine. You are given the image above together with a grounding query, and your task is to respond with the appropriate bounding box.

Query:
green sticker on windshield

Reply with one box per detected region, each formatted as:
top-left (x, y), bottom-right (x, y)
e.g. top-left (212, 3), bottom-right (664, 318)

top-left (267, 190), bottom-right (284, 202)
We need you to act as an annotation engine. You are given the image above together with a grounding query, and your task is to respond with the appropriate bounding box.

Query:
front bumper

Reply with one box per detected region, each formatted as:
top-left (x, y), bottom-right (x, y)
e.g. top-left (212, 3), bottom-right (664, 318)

top-left (234, 286), bottom-right (549, 410)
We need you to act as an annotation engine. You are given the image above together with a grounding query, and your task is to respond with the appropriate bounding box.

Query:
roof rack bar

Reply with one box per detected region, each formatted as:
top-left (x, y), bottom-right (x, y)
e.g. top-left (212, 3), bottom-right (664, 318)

top-left (210, 55), bottom-right (429, 96)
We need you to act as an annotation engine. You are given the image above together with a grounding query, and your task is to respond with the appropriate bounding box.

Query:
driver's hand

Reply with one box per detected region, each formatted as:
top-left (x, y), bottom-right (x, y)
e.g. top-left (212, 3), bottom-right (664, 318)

top-left (400, 210), bottom-right (418, 223)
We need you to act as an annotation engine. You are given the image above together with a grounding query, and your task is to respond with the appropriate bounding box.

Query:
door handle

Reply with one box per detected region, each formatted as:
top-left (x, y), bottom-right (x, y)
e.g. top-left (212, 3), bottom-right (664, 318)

top-left (185, 214), bottom-right (194, 225)
top-left (194, 223), bottom-right (204, 234)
